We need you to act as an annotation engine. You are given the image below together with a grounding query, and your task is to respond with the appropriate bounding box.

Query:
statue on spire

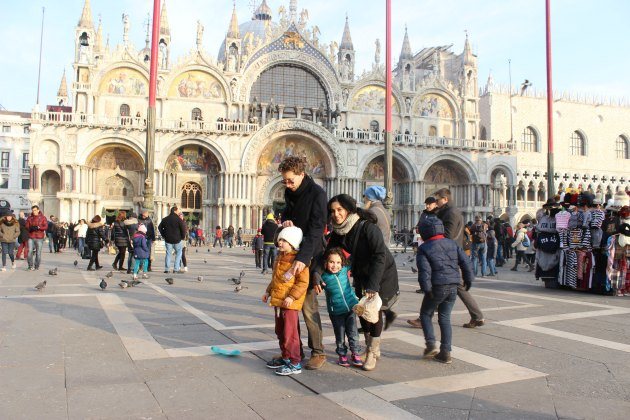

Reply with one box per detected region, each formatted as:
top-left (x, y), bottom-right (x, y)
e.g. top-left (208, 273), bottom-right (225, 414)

top-left (196, 20), bottom-right (204, 48)
top-left (374, 39), bottom-right (381, 66)
top-left (122, 14), bottom-right (130, 46)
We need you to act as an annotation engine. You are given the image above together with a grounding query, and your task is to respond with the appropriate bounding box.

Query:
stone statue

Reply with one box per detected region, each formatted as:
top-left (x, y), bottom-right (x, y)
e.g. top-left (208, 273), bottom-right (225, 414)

top-left (311, 26), bottom-right (320, 46)
top-left (342, 88), bottom-right (349, 106)
top-left (122, 14), bottom-right (130, 45)
top-left (375, 39), bottom-right (381, 65)
top-left (196, 20), bottom-right (204, 48)
top-left (329, 41), bottom-right (338, 62)
top-left (278, 6), bottom-right (288, 27)
top-left (299, 9), bottom-right (309, 28)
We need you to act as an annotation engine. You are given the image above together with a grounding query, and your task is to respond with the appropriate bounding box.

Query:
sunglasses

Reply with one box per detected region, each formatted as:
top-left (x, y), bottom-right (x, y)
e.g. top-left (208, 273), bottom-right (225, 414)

top-left (281, 177), bottom-right (297, 185)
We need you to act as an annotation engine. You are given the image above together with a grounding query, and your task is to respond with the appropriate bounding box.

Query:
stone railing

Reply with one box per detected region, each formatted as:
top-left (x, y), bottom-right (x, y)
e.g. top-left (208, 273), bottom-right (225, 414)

top-left (31, 112), bottom-right (259, 135)
top-left (333, 129), bottom-right (515, 152)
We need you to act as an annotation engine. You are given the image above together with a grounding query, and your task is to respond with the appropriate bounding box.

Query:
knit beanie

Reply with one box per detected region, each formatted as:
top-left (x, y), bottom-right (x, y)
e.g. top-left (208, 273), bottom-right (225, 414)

top-left (419, 216), bottom-right (444, 241)
top-left (138, 224), bottom-right (147, 234)
top-left (277, 226), bottom-right (303, 250)
top-left (363, 185), bottom-right (387, 202)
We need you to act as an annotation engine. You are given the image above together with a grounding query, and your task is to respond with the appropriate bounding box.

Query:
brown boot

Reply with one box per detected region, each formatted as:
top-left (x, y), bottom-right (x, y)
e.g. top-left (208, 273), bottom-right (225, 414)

top-left (304, 354), bottom-right (326, 370)
top-left (407, 318), bottom-right (423, 329)
top-left (363, 337), bottom-right (380, 371)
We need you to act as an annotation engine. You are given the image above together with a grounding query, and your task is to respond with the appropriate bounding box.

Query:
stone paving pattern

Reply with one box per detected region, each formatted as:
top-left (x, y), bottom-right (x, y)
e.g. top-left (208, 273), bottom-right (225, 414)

top-left (1, 245), bottom-right (629, 419)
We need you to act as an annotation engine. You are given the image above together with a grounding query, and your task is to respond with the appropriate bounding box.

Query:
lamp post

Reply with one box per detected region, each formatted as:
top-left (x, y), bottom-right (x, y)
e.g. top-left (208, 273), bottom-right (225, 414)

top-left (383, 0), bottom-right (394, 210)
top-left (143, 0), bottom-right (161, 213)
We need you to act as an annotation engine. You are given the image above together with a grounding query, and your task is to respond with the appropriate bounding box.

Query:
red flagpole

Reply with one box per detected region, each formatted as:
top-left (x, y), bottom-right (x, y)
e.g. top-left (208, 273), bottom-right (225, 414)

top-left (148, 0), bottom-right (160, 107)
top-left (384, 0), bottom-right (393, 209)
top-left (545, 0), bottom-right (554, 197)
top-left (144, 0), bottom-right (161, 211)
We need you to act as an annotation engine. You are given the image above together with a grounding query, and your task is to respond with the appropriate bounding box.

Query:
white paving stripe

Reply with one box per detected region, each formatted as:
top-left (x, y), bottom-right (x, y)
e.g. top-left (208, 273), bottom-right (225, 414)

top-left (509, 324), bottom-right (630, 353)
top-left (397, 304), bottom-right (541, 320)
top-left (0, 293), bottom-right (99, 299)
top-left (97, 294), bottom-right (169, 360)
top-left (472, 287), bottom-right (621, 309)
top-left (323, 388), bottom-right (422, 420)
top-left (143, 281), bottom-right (227, 330)
top-left (496, 308), bottom-right (630, 327)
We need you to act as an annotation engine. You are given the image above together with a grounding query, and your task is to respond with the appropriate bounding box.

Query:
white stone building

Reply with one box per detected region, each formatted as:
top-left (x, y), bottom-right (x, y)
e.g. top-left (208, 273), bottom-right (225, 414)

top-left (0, 111), bottom-right (32, 213)
top-left (4, 0), bottom-right (627, 229)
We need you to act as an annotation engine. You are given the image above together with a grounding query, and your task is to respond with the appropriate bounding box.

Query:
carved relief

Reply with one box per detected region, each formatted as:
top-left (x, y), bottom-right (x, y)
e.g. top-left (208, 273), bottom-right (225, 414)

top-left (351, 85), bottom-right (400, 113)
top-left (347, 149), bottom-right (358, 166)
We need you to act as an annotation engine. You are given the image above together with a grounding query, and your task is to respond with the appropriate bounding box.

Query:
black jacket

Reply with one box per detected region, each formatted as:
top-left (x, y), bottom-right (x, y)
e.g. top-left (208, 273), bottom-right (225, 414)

top-left (110, 220), bottom-right (130, 247)
top-left (138, 215), bottom-right (156, 241)
top-left (18, 218), bottom-right (29, 243)
top-left (281, 176), bottom-right (328, 266)
top-left (158, 213), bottom-right (187, 244)
top-left (86, 221), bottom-right (105, 251)
top-left (417, 236), bottom-right (474, 292)
top-left (326, 217), bottom-right (399, 306)
top-left (436, 203), bottom-right (464, 248)
top-left (261, 219), bottom-right (278, 244)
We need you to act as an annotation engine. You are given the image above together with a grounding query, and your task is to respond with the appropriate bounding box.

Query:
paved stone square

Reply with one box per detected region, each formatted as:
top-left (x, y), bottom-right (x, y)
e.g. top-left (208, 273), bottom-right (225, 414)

top-left (1, 245), bottom-right (630, 419)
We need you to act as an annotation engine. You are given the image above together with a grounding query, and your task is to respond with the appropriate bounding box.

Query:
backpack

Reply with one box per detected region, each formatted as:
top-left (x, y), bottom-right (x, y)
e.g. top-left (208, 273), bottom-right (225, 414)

top-left (521, 234), bottom-right (531, 248)
top-left (463, 229), bottom-right (472, 251)
top-left (472, 225), bottom-right (487, 243)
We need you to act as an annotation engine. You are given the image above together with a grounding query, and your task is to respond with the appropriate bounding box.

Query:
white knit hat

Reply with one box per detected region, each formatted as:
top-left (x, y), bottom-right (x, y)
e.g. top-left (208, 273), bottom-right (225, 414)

top-left (277, 226), bottom-right (303, 250)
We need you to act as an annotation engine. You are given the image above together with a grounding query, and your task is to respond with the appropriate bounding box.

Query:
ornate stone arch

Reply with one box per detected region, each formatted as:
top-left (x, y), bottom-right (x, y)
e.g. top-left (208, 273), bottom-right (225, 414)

top-left (356, 149), bottom-right (417, 181)
top-left (240, 52), bottom-right (342, 107)
top-left (412, 87), bottom-right (461, 121)
top-left (241, 119), bottom-right (343, 176)
top-left (77, 135), bottom-right (145, 165)
top-left (347, 78), bottom-right (405, 115)
top-left (257, 174), bottom-right (285, 205)
top-left (93, 62), bottom-right (150, 96)
top-left (488, 163), bottom-right (517, 186)
top-left (159, 138), bottom-right (229, 173)
top-left (34, 138), bottom-right (62, 166)
top-left (419, 153), bottom-right (479, 184)
top-left (163, 65), bottom-right (232, 102)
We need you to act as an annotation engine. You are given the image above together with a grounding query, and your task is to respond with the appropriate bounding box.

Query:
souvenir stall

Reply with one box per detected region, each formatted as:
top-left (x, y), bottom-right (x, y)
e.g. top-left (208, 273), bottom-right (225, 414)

top-left (535, 190), bottom-right (630, 296)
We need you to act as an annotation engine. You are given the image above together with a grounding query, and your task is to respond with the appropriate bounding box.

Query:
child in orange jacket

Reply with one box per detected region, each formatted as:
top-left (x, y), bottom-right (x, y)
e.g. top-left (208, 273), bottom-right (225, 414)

top-left (262, 226), bottom-right (309, 376)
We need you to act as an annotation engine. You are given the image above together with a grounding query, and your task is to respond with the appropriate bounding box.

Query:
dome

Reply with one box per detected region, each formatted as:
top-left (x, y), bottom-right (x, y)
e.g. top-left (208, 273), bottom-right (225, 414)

top-left (217, 18), bottom-right (278, 63)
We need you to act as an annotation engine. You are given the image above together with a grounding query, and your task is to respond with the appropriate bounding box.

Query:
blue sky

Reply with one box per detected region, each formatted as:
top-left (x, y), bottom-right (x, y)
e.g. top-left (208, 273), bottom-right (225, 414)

top-left (1, 0), bottom-right (628, 111)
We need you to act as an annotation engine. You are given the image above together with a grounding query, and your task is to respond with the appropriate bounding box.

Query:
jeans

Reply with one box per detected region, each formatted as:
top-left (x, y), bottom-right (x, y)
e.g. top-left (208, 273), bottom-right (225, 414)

top-left (330, 312), bottom-right (361, 356)
top-left (302, 286), bottom-right (324, 356)
top-left (27, 238), bottom-right (44, 269)
top-left (487, 257), bottom-right (497, 275)
top-left (146, 240), bottom-right (153, 269)
top-left (262, 244), bottom-right (277, 271)
top-left (254, 249), bottom-right (263, 267)
top-left (457, 280), bottom-right (484, 321)
top-left (471, 242), bottom-right (487, 276)
top-left (496, 242), bottom-right (504, 263)
top-left (165, 241), bottom-right (183, 271)
top-left (420, 284), bottom-right (458, 352)
top-left (77, 237), bottom-right (85, 256)
top-left (513, 250), bottom-right (526, 268)
top-left (133, 258), bottom-right (149, 274)
top-left (213, 237), bottom-right (223, 248)
top-left (1, 242), bottom-right (16, 266)
top-left (47, 232), bottom-right (54, 252)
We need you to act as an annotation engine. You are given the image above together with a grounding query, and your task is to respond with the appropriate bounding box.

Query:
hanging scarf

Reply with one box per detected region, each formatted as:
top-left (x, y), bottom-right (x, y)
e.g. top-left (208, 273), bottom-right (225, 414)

top-left (332, 213), bottom-right (361, 236)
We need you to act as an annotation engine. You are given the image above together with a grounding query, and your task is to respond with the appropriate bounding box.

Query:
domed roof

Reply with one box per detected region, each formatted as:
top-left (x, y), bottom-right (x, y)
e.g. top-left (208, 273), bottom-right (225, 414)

top-left (217, 11), bottom-right (278, 63)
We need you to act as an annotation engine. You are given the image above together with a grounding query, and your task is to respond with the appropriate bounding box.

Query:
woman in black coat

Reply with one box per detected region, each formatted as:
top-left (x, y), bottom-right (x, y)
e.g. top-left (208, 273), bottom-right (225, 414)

top-left (110, 210), bottom-right (130, 271)
top-left (324, 194), bottom-right (399, 371)
top-left (85, 215), bottom-right (105, 271)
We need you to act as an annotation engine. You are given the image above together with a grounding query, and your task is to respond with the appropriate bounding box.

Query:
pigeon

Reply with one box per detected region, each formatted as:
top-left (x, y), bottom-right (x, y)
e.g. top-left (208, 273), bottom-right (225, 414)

top-left (203, 259), bottom-right (207, 264)
top-left (239, 271), bottom-right (246, 279)
top-left (48, 268), bottom-right (58, 276)
top-left (34, 280), bottom-right (47, 291)
top-left (99, 278), bottom-right (107, 291)
top-left (407, 256), bottom-right (414, 263)
top-left (234, 284), bottom-right (248, 292)
top-left (228, 276), bottom-right (241, 285)
top-left (197, 275), bottom-right (203, 282)
top-left (195, 249), bottom-right (198, 253)
top-left (402, 262), bottom-right (407, 266)
top-left (394, 250), bottom-right (399, 254)
top-left (105, 271), bottom-right (114, 278)
top-left (207, 249), bottom-right (210, 253)
top-left (74, 260), bottom-right (78, 268)
top-left (165, 278), bottom-right (174, 285)
top-left (218, 249), bottom-right (223, 254)
top-left (118, 281), bottom-right (128, 289)
top-left (411, 266), bottom-right (418, 274)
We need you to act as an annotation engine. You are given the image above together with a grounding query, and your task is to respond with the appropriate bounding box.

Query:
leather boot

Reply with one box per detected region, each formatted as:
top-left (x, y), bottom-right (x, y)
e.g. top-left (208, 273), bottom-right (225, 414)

top-left (363, 336), bottom-right (380, 371)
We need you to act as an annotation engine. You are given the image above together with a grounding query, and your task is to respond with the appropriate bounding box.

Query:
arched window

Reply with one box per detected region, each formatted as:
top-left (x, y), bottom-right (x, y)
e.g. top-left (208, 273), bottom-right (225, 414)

top-left (191, 108), bottom-right (202, 121)
top-left (570, 131), bottom-right (586, 156)
top-left (119, 104), bottom-right (130, 117)
top-left (79, 32), bottom-right (89, 46)
top-left (251, 64), bottom-right (329, 114)
top-left (429, 125), bottom-right (437, 136)
top-left (616, 135), bottom-right (629, 159)
top-left (480, 126), bottom-right (487, 140)
top-left (181, 182), bottom-right (202, 210)
top-left (370, 120), bottom-right (380, 132)
top-left (521, 126), bottom-right (538, 152)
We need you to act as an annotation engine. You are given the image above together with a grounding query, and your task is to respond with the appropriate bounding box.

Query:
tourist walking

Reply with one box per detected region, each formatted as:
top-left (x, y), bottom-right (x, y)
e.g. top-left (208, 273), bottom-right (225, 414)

top-left (470, 215), bottom-right (488, 277)
top-left (16, 211), bottom-right (29, 260)
top-left (124, 212), bottom-right (139, 274)
top-left (85, 215), bottom-right (105, 271)
top-left (25, 205), bottom-right (48, 271)
top-left (324, 194), bottom-right (400, 371)
top-left (158, 206), bottom-right (187, 273)
top-left (434, 188), bottom-right (485, 328)
top-left (111, 211), bottom-right (130, 271)
top-left (74, 219), bottom-right (88, 257)
top-left (138, 209), bottom-right (155, 271)
top-left (0, 211), bottom-right (20, 271)
top-left (279, 156), bottom-right (328, 370)
top-left (261, 213), bottom-right (278, 274)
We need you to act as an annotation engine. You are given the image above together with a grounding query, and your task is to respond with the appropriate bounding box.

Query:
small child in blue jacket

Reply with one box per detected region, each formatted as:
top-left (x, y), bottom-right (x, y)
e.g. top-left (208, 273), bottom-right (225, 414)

top-left (131, 224), bottom-right (150, 281)
top-left (321, 247), bottom-right (363, 367)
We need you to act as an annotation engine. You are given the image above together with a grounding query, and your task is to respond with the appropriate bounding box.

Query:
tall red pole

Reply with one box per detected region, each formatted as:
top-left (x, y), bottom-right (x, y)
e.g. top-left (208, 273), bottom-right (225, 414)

top-left (384, 0), bottom-right (394, 209)
top-left (144, 0), bottom-right (161, 212)
top-left (545, 0), bottom-right (554, 197)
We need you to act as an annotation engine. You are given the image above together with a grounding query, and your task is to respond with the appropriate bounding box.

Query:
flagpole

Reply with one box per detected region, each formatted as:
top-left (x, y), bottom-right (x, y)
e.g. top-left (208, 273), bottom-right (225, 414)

top-left (384, 0), bottom-right (393, 210)
top-left (545, 0), bottom-right (554, 198)
top-left (36, 7), bottom-right (45, 106)
top-left (143, 0), bottom-right (161, 213)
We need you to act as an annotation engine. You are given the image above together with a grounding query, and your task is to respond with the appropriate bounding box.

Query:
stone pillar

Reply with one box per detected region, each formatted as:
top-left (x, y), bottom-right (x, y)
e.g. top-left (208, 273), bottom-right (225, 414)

top-left (311, 108), bottom-right (317, 123)
top-left (296, 107), bottom-right (302, 119)
top-left (260, 103), bottom-right (267, 126)
top-left (278, 105), bottom-right (284, 120)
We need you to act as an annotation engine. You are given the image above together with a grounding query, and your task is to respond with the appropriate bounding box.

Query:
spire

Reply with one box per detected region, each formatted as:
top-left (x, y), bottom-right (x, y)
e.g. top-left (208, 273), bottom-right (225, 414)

top-left (227, 3), bottom-right (239, 38)
top-left (160, 0), bottom-right (170, 37)
top-left (78, 0), bottom-right (94, 28)
top-left (340, 15), bottom-right (353, 50)
top-left (399, 25), bottom-right (412, 60)
top-left (95, 15), bottom-right (103, 52)
top-left (255, 0), bottom-right (272, 21)
top-left (57, 69), bottom-right (68, 98)
top-left (463, 30), bottom-right (474, 64)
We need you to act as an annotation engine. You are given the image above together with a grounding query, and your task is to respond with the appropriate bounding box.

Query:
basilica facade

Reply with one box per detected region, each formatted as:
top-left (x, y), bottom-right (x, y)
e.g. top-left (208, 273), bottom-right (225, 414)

top-left (2, 0), bottom-right (626, 230)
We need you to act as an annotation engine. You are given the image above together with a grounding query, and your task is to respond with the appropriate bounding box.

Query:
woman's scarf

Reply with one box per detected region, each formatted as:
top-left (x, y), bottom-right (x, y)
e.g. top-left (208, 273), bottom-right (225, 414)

top-left (332, 213), bottom-right (360, 236)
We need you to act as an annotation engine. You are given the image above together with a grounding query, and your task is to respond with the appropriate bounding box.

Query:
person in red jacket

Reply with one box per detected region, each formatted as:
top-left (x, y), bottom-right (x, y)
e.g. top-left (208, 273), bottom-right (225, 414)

top-left (25, 205), bottom-right (48, 270)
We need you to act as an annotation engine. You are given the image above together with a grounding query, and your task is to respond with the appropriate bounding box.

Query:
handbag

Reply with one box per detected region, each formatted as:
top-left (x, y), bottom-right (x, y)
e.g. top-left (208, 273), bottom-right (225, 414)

top-left (353, 293), bottom-right (382, 323)
top-left (108, 245), bottom-right (117, 255)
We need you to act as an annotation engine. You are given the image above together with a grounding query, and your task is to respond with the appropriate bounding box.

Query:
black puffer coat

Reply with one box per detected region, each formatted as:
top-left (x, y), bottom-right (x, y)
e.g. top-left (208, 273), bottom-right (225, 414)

top-left (326, 215), bottom-right (399, 307)
top-left (110, 220), bottom-right (130, 247)
top-left (18, 217), bottom-right (29, 243)
top-left (86, 221), bottom-right (105, 251)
